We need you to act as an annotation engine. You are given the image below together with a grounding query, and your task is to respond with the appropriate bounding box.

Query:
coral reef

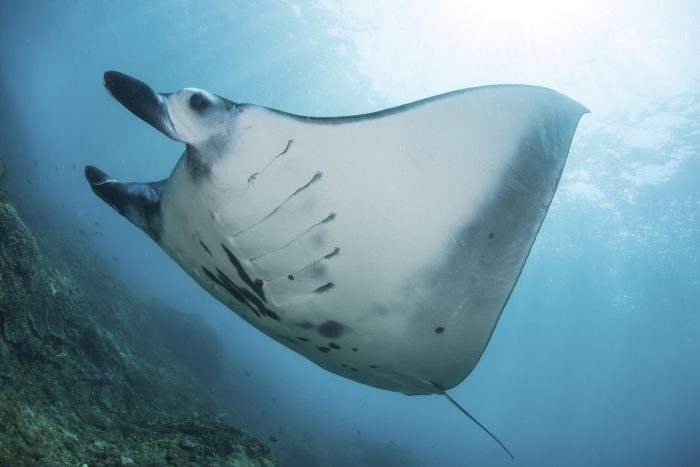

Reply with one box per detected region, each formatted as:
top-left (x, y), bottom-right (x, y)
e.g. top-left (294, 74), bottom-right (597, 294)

top-left (0, 159), bottom-right (5, 202)
top-left (0, 161), bottom-right (276, 465)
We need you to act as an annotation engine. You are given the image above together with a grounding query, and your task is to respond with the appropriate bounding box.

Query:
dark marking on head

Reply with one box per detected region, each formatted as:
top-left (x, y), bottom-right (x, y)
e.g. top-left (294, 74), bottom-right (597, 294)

top-left (316, 346), bottom-right (331, 354)
top-left (317, 320), bottom-right (348, 339)
top-left (297, 321), bottom-right (315, 330)
top-left (328, 343), bottom-right (341, 350)
top-left (435, 326), bottom-right (445, 334)
top-left (185, 145), bottom-right (212, 181)
top-left (199, 240), bottom-right (212, 255)
top-left (313, 282), bottom-right (334, 294)
top-left (369, 365), bottom-right (378, 369)
top-left (189, 92), bottom-right (210, 112)
top-left (296, 337), bottom-right (310, 342)
top-left (288, 275), bottom-right (295, 281)
top-left (488, 232), bottom-right (495, 239)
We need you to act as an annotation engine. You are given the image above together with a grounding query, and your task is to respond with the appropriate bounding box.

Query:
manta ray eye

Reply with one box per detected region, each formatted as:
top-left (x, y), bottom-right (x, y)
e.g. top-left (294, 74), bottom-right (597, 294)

top-left (189, 92), bottom-right (210, 111)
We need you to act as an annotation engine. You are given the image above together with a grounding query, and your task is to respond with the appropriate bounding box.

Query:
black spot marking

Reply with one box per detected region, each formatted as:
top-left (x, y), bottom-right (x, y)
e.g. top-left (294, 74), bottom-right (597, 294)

top-left (488, 232), bottom-right (495, 239)
top-left (435, 326), bottom-right (445, 334)
top-left (255, 278), bottom-right (264, 293)
top-left (261, 306), bottom-right (281, 321)
top-left (317, 346), bottom-right (331, 354)
top-left (221, 244), bottom-right (267, 302)
top-left (199, 240), bottom-right (212, 255)
top-left (350, 368), bottom-right (358, 372)
top-left (202, 265), bottom-right (281, 321)
top-left (202, 266), bottom-right (259, 317)
top-left (231, 279), bottom-right (275, 322)
top-left (317, 320), bottom-right (347, 339)
top-left (297, 321), bottom-right (315, 330)
top-left (352, 348), bottom-right (358, 352)
top-left (296, 337), bottom-right (310, 342)
top-left (313, 282), bottom-right (334, 294)
top-left (369, 365), bottom-right (378, 369)
top-left (288, 275), bottom-right (295, 281)
top-left (328, 343), bottom-right (341, 350)
top-left (341, 364), bottom-right (348, 368)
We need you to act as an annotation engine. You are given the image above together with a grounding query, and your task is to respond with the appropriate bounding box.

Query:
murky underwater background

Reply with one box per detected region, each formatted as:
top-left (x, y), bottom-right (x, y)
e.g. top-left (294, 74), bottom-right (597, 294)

top-left (1, 1), bottom-right (699, 466)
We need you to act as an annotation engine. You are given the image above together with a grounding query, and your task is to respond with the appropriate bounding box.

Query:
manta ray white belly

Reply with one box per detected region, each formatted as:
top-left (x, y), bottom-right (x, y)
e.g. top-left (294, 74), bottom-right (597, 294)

top-left (153, 87), bottom-right (586, 395)
top-left (86, 72), bottom-right (586, 396)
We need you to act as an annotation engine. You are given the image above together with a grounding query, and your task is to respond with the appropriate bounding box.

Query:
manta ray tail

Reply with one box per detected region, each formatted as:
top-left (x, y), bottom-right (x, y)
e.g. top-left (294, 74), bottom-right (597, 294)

top-left (434, 383), bottom-right (514, 460)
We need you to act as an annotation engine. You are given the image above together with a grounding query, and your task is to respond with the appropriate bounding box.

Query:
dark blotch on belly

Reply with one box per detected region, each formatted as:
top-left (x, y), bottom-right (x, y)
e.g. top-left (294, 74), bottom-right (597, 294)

top-left (317, 320), bottom-right (348, 339)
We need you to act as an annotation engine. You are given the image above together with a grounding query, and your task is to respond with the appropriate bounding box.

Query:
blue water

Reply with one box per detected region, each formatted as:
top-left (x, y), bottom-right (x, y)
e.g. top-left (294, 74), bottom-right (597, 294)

top-left (1, 1), bottom-right (699, 466)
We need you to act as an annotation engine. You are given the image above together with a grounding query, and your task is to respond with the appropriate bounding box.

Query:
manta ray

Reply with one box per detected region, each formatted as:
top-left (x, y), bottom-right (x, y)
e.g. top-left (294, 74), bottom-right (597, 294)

top-left (86, 71), bottom-right (586, 458)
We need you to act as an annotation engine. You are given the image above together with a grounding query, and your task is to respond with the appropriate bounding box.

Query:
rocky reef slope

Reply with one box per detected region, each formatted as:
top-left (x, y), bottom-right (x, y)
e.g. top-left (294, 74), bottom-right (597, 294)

top-left (0, 159), bottom-right (276, 465)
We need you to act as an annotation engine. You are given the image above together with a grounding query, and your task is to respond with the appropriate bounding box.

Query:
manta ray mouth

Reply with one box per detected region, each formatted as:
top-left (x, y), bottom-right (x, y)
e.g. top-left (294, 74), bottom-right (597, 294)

top-left (103, 70), bottom-right (180, 141)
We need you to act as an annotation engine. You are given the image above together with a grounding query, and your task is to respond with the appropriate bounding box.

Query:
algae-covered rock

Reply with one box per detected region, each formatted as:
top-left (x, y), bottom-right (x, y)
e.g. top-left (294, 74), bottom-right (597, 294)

top-left (0, 188), bottom-right (277, 465)
top-left (0, 159), bottom-right (6, 202)
top-left (0, 201), bottom-right (48, 346)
